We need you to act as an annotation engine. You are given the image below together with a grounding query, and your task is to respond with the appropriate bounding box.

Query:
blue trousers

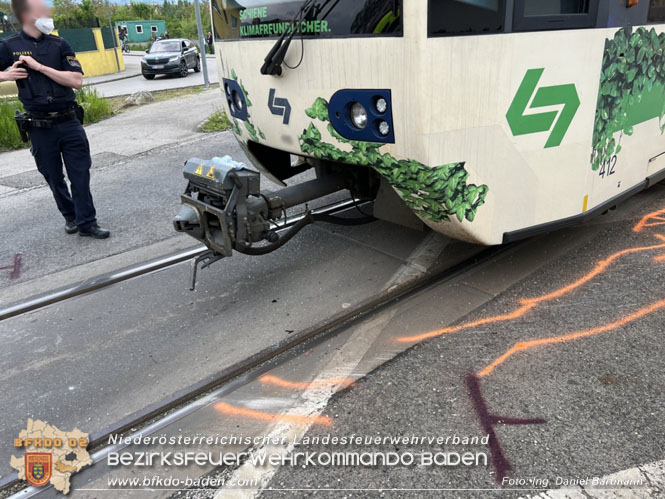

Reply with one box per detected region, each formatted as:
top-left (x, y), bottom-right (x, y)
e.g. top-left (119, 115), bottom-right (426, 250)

top-left (29, 119), bottom-right (97, 229)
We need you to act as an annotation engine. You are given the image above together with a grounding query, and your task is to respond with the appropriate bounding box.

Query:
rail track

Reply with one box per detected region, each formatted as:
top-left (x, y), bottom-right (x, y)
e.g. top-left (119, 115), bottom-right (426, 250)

top-left (0, 205), bottom-right (515, 498)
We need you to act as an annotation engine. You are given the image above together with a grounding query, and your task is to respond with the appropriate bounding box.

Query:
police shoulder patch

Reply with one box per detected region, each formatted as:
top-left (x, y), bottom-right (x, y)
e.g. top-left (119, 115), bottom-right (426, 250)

top-left (66, 56), bottom-right (81, 68)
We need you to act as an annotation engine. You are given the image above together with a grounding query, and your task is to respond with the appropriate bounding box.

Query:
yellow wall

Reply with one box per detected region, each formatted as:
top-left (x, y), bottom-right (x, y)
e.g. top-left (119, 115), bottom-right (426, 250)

top-left (75, 28), bottom-right (125, 78)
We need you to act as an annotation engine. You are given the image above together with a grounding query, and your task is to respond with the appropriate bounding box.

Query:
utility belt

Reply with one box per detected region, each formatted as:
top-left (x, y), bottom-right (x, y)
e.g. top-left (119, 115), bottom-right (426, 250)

top-left (14, 104), bottom-right (84, 143)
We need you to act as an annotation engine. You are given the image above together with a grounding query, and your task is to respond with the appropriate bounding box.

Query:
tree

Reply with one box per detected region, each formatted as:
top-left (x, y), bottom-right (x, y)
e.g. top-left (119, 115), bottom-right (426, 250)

top-left (130, 2), bottom-right (154, 20)
top-left (51, 0), bottom-right (213, 41)
top-left (53, 0), bottom-right (100, 28)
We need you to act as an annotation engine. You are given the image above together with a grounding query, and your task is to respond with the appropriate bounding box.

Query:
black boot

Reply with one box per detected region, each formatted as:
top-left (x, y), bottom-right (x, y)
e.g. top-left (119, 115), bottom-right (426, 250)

top-left (79, 225), bottom-right (110, 239)
top-left (65, 221), bottom-right (78, 234)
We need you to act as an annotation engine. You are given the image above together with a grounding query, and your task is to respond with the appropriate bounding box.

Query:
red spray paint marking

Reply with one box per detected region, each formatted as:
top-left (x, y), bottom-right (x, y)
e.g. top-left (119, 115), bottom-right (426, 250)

top-left (465, 374), bottom-right (546, 483)
top-left (0, 253), bottom-right (22, 280)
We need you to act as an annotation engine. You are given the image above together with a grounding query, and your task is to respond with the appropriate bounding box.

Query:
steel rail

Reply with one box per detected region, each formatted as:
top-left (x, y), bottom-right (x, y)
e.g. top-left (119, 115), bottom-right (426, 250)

top-left (0, 199), bottom-right (359, 322)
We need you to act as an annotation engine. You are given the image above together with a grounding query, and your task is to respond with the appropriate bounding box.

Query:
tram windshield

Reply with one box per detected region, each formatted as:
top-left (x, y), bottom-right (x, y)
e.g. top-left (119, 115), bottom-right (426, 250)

top-left (429, 0), bottom-right (505, 36)
top-left (213, 0), bottom-right (402, 41)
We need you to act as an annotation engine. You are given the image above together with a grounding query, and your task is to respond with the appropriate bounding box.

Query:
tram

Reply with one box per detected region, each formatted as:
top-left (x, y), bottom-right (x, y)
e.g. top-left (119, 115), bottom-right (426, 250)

top-left (174, 0), bottom-right (665, 262)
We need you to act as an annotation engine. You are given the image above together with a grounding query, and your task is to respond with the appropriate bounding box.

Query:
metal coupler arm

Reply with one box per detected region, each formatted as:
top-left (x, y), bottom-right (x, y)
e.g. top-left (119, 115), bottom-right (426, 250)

top-left (190, 250), bottom-right (225, 291)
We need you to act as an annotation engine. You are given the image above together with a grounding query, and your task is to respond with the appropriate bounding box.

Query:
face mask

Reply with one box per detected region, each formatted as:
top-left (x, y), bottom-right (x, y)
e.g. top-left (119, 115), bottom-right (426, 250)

top-left (34, 17), bottom-right (54, 35)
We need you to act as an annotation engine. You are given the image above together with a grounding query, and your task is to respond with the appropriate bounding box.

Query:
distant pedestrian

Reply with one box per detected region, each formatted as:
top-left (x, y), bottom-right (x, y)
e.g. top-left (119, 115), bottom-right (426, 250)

top-left (206, 31), bottom-right (213, 54)
top-left (122, 27), bottom-right (130, 52)
top-left (118, 26), bottom-right (126, 51)
top-left (0, 0), bottom-right (110, 238)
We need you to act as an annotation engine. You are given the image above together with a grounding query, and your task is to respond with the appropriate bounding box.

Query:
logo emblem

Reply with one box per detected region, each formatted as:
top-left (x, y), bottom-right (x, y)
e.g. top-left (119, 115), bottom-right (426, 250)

top-left (25, 453), bottom-right (52, 487)
top-left (66, 56), bottom-right (81, 68)
top-left (506, 68), bottom-right (580, 148)
top-left (268, 88), bottom-right (291, 125)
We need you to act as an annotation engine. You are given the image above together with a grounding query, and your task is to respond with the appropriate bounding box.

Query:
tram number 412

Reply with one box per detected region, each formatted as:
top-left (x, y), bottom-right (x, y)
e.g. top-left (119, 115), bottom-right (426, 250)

top-left (599, 155), bottom-right (617, 178)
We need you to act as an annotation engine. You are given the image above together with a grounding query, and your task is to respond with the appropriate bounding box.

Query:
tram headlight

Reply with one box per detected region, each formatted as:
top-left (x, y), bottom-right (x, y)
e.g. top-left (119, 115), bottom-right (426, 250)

top-left (378, 121), bottom-right (390, 137)
top-left (328, 89), bottom-right (394, 144)
top-left (222, 78), bottom-right (248, 121)
top-left (375, 98), bottom-right (388, 114)
top-left (233, 90), bottom-right (244, 112)
top-left (350, 103), bottom-right (368, 129)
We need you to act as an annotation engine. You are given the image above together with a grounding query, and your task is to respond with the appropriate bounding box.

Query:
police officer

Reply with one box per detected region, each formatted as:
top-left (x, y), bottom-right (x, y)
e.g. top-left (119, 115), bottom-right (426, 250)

top-left (0, 0), bottom-right (110, 238)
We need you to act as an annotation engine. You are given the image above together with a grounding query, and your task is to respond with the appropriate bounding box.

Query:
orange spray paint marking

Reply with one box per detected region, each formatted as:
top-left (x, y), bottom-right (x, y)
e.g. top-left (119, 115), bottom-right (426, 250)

top-left (521, 234), bottom-right (665, 305)
top-left (396, 303), bottom-right (537, 343)
top-left (477, 297), bottom-right (665, 378)
top-left (396, 234), bottom-right (665, 343)
top-left (633, 207), bottom-right (665, 232)
top-left (214, 402), bottom-right (332, 426)
top-left (259, 375), bottom-right (354, 390)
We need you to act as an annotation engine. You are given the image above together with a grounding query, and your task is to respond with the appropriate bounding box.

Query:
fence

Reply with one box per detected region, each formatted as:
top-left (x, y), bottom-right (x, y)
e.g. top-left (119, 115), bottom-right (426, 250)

top-left (59, 28), bottom-right (99, 52)
top-left (58, 27), bottom-right (125, 77)
top-left (55, 17), bottom-right (100, 30)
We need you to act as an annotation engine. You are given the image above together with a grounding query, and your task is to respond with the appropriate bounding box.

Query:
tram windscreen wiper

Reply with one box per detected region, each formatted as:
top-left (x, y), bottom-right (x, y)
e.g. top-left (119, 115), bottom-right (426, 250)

top-left (260, 0), bottom-right (316, 76)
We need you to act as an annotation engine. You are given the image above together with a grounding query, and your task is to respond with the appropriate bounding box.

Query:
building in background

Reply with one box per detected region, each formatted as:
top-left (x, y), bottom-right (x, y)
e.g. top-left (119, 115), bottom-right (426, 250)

top-left (115, 20), bottom-right (167, 43)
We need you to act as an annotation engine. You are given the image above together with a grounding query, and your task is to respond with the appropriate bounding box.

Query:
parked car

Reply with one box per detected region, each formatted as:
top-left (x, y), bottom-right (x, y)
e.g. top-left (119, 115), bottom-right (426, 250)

top-left (141, 39), bottom-right (201, 79)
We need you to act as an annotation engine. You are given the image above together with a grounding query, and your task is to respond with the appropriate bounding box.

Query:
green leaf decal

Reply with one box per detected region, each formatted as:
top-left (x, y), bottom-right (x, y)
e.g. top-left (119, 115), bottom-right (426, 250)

top-left (298, 98), bottom-right (489, 224)
top-left (591, 27), bottom-right (665, 170)
top-left (228, 69), bottom-right (263, 144)
top-left (305, 98), bottom-right (329, 121)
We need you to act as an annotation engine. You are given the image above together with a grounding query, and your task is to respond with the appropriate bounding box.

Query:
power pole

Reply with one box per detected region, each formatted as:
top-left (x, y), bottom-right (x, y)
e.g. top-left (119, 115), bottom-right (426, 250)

top-left (105, 0), bottom-right (121, 72)
top-left (209, 0), bottom-right (214, 44)
top-left (193, 0), bottom-right (210, 89)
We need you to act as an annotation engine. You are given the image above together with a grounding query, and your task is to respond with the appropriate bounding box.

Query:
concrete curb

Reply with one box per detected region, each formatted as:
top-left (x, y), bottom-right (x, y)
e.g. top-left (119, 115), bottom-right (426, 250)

top-left (99, 82), bottom-right (220, 99)
top-left (125, 51), bottom-right (215, 59)
top-left (84, 72), bottom-right (141, 87)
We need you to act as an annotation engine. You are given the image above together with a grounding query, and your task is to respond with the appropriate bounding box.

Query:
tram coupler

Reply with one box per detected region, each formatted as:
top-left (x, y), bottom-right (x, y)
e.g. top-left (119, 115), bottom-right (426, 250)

top-left (173, 156), bottom-right (349, 288)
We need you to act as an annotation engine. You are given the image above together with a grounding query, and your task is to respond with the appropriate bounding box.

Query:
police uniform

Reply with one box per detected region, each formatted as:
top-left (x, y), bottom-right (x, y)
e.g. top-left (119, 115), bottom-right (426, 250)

top-left (0, 31), bottom-right (98, 231)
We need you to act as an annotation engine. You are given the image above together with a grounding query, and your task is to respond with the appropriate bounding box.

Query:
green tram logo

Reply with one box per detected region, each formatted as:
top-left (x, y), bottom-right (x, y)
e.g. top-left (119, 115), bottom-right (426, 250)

top-left (506, 68), bottom-right (580, 148)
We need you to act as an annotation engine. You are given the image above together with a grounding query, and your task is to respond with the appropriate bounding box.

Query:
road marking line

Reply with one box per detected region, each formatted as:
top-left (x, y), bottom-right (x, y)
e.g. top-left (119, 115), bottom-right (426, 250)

top-left (213, 232), bottom-right (448, 499)
top-left (385, 232), bottom-right (447, 289)
top-left (520, 458), bottom-right (664, 498)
